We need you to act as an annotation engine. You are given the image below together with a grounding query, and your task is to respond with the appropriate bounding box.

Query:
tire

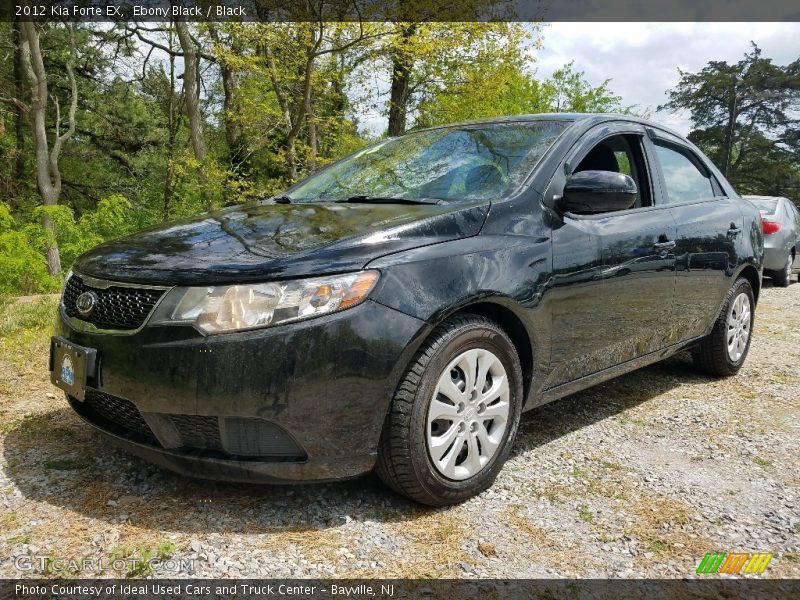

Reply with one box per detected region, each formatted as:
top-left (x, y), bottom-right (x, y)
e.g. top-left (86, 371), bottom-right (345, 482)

top-left (692, 277), bottom-right (755, 377)
top-left (375, 313), bottom-right (523, 506)
top-left (771, 253), bottom-right (792, 287)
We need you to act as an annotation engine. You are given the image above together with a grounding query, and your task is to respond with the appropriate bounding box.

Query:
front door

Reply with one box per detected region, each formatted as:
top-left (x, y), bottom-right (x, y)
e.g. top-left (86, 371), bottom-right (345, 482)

top-left (546, 127), bottom-right (676, 388)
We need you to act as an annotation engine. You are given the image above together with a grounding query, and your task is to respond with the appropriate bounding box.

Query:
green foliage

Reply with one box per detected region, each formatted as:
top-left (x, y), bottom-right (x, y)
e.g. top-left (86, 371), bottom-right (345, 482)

top-left (0, 20), bottom-right (650, 296)
top-left (0, 204), bottom-right (60, 294)
top-left (416, 60), bottom-right (634, 128)
top-left (0, 195), bottom-right (144, 294)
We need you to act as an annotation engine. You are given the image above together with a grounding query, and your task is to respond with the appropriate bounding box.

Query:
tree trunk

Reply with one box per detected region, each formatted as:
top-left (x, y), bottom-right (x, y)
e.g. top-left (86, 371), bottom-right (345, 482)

top-left (174, 18), bottom-right (206, 163)
top-left (387, 53), bottom-right (411, 136)
top-left (722, 77), bottom-right (738, 177)
top-left (12, 17), bottom-right (25, 192)
top-left (207, 24), bottom-right (243, 171)
top-left (163, 31), bottom-right (177, 219)
top-left (387, 26), bottom-right (416, 137)
top-left (305, 63), bottom-right (317, 171)
top-left (20, 22), bottom-right (78, 276)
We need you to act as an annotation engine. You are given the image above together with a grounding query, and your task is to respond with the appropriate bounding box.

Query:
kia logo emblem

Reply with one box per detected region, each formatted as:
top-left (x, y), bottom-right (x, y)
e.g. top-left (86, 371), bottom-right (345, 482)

top-left (76, 291), bottom-right (99, 316)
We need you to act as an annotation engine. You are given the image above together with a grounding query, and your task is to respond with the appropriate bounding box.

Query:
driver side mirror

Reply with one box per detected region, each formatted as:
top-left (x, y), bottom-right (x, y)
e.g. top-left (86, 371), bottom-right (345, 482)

top-left (557, 170), bottom-right (637, 214)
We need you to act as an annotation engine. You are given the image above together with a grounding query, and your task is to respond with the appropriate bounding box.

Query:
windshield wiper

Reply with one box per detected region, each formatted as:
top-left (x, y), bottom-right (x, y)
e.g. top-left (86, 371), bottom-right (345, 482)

top-left (335, 195), bottom-right (441, 205)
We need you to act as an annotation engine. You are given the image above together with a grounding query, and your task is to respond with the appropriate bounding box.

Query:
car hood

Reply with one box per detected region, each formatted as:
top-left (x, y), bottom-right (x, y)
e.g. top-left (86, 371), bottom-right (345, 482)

top-left (74, 200), bottom-right (489, 285)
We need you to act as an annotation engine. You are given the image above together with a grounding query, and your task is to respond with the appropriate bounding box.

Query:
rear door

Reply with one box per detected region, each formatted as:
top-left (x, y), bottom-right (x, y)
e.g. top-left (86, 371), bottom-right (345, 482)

top-left (648, 133), bottom-right (742, 341)
top-left (545, 123), bottom-right (677, 388)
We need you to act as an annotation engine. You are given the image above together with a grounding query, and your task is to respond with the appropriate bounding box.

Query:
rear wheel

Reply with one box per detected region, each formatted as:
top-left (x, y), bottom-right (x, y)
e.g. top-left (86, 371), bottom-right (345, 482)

top-left (692, 277), bottom-right (754, 377)
top-left (375, 314), bottom-right (523, 506)
top-left (772, 253), bottom-right (792, 287)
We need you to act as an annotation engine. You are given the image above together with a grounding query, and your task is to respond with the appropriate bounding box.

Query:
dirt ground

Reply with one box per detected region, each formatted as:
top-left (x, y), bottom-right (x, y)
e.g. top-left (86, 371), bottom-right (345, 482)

top-left (1, 280), bottom-right (798, 579)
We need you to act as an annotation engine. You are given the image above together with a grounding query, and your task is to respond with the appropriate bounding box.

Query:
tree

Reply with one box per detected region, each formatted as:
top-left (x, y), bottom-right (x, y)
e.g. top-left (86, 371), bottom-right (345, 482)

top-left (661, 43), bottom-right (800, 196)
top-left (416, 59), bottom-right (631, 128)
top-left (10, 23), bottom-right (79, 275)
top-left (174, 17), bottom-right (206, 163)
top-left (383, 22), bottom-right (532, 136)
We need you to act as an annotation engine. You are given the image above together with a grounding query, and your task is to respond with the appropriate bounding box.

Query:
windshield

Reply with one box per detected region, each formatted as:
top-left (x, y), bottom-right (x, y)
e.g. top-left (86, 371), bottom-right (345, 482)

top-left (749, 197), bottom-right (778, 214)
top-left (286, 121), bottom-right (567, 203)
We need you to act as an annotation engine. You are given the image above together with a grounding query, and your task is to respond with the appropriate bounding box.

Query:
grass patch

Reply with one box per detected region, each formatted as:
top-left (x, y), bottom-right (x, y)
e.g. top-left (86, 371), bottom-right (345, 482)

top-left (754, 456), bottom-right (773, 468)
top-left (110, 543), bottom-right (175, 578)
top-left (44, 457), bottom-right (89, 471)
top-left (433, 523), bottom-right (456, 542)
top-left (578, 505), bottom-right (594, 524)
top-left (648, 539), bottom-right (668, 553)
top-left (0, 297), bottom-right (58, 338)
top-left (794, 523), bottom-right (800, 534)
top-left (2, 413), bottom-right (76, 447)
top-left (7, 534), bottom-right (30, 545)
top-left (600, 461), bottom-right (624, 471)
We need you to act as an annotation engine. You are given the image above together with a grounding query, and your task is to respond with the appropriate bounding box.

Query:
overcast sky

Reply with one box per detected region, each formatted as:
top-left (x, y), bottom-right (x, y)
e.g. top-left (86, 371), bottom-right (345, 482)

top-left (535, 22), bottom-right (800, 134)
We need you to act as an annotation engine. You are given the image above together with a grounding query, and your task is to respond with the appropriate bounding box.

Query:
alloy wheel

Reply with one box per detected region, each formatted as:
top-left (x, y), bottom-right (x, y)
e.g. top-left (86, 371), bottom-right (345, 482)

top-left (426, 348), bottom-right (510, 480)
top-left (726, 292), bottom-right (751, 362)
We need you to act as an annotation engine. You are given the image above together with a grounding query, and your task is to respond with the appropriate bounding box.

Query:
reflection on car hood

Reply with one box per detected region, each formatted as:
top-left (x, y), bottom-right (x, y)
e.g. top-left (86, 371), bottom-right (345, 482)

top-left (74, 200), bottom-right (490, 285)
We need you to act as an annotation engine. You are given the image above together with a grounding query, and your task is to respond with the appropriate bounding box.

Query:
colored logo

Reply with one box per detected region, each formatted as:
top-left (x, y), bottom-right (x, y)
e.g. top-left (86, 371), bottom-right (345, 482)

top-left (696, 552), bottom-right (773, 575)
top-left (61, 355), bottom-right (75, 387)
top-left (76, 291), bottom-right (98, 316)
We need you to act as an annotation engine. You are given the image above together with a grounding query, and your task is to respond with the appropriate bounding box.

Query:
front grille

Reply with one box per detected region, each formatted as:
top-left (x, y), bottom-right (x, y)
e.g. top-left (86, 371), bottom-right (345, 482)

top-left (63, 275), bottom-right (165, 331)
top-left (170, 415), bottom-right (223, 451)
top-left (74, 391), bottom-right (158, 445)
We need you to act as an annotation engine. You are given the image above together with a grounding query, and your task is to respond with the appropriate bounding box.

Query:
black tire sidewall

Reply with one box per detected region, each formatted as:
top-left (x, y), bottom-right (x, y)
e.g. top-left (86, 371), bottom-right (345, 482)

top-left (407, 322), bottom-right (523, 502)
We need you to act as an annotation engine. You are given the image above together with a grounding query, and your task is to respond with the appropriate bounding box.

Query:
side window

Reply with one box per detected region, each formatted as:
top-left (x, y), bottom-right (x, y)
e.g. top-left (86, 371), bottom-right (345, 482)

top-left (573, 134), bottom-right (652, 208)
top-left (653, 142), bottom-right (714, 205)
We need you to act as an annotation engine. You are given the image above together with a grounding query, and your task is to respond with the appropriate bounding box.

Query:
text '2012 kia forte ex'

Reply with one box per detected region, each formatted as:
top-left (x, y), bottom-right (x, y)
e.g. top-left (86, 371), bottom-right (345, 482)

top-left (51, 114), bottom-right (764, 505)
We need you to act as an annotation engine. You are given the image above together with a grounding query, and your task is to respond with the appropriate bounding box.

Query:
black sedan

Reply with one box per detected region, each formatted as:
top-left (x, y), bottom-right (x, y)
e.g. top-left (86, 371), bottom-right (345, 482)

top-left (51, 114), bottom-right (763, 505)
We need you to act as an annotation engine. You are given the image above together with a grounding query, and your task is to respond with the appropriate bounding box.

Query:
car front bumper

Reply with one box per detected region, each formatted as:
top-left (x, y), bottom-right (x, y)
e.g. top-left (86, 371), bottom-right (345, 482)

top-left (55, 299), bottom-right (427, 483)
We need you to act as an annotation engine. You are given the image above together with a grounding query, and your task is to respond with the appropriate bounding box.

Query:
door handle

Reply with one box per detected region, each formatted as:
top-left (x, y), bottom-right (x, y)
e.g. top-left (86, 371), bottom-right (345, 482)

top-left (653, 240), bottom-right (676, 250)
top-left (728, 222), bottom-right (741, 236)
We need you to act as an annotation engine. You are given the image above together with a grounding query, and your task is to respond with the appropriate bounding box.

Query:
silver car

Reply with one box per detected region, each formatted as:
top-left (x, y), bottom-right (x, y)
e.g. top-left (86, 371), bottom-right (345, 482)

top-left (744, 195), bottom-right (800, 286)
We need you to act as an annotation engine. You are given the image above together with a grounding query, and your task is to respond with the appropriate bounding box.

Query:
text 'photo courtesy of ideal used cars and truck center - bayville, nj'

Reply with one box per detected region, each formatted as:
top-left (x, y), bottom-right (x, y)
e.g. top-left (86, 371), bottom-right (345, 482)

top-left (1, 0), bottom-right (800, 598)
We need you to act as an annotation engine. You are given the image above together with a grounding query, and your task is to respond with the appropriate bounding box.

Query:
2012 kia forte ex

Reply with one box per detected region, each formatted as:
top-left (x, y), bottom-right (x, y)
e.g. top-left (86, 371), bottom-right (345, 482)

top-left (50, 114), bottom-right (764, 505)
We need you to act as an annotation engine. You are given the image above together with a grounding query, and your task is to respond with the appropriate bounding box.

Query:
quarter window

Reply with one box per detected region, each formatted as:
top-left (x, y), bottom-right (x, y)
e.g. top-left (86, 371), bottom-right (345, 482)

top-left (654, 143), bottom-right (714, 205)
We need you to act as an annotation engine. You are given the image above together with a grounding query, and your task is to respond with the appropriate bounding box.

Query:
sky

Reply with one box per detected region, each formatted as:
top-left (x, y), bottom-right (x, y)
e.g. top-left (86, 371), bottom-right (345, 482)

top-left (534, 22), bottom-right (800, 134)
top-left (360, 22), bottom-right (799, 136)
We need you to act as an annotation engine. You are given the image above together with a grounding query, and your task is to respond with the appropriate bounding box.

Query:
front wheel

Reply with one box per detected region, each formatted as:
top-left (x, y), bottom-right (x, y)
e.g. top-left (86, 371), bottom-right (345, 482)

top-left (375, 314), bottom-right (523, 506)
top-left (692, 277), bottom-right (755, 377)
top-left (772, 253), bottom-right (793, 287)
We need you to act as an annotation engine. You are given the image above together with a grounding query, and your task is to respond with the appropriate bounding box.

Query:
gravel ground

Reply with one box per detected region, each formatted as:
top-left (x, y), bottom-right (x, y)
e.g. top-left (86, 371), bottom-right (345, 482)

top-left (1, 281), bottom-right (798, 579)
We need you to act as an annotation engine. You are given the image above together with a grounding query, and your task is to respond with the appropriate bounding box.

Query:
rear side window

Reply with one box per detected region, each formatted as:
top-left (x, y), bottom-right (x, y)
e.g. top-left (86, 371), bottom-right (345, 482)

top-left (749, 198), bottom-right (778, 214)
top-left (654, 143), bottom-right (714, 205)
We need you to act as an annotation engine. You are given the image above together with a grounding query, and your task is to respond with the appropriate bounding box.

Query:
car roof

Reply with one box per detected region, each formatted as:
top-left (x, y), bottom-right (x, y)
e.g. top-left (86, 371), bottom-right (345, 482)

top-left (407, 112), bottom-right (685, 140)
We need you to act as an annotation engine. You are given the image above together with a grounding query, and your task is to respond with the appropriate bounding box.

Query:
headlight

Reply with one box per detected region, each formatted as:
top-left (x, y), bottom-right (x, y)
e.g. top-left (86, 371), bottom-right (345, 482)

top-left (150, 271), bottom-right (379, 334)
